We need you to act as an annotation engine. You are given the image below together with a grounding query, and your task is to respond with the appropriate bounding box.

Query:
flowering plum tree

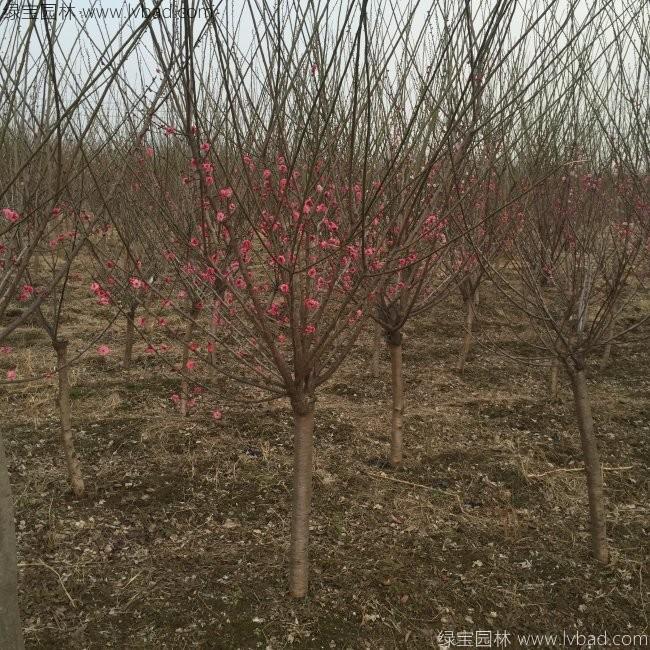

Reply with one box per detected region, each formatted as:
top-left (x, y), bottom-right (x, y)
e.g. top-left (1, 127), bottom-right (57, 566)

top-left (130, 0), bottom-right (512, 596)
top-left (485, 86), bottom-right (650, 564)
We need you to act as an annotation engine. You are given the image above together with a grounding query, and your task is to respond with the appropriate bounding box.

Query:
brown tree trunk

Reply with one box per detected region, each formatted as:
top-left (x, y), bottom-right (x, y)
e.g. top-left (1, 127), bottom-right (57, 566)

top-left (371, 323), bottom-right (382, 378)
top-left (568, 368), bottom-right (609, 564)
top-left (549, 358), bottom-right (559, 399)
top-left (388, 330), bottom-right (403, 467)
top-left (289, 400), bottom-right (315, 598)
top-left (54, 340), bottom-right (84, 496)
top-left (601, 317), bottom-right (615, 368)
top-left (179, 310), bottom-right (197, 417)
top-left (209, 313), bottom-right (218, 371)
top-left (0, 434), bottom-right (24, 649)
top-left (456, 294), bottom-right (475, 373)
top-left (123, 304), bottom-right (136, 370)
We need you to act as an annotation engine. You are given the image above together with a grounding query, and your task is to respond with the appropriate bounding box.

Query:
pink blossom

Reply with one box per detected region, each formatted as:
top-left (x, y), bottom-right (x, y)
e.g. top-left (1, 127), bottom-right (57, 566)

top-left (18, 285), bottom-right (34, 302)
top-left (219, 187), bottom-right (233, 200)
top-left (304, 298), bottom-right (319, 310)
top-left (97, 345), bottom-right (111, 356)
top-left (211, 409), bottom-right (223, 420)
top-left (348, 308), bottom-right (363, 324)
top-left (3, 208), bottom-right (19, 223)
top-left (6, 369), bottom-right (17, 381)
top-left (279, 283), bottom-right (290, 294)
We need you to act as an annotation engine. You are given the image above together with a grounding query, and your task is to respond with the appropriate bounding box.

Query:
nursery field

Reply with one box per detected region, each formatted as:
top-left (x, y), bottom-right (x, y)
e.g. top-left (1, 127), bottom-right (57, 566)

top-left (2, 3), bottom-right (650, 647)
top-left (3, 280), bottom-right (648, 649)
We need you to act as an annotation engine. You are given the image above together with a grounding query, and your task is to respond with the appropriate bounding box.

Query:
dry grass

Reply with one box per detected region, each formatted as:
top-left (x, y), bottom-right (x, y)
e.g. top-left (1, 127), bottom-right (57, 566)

top-left (2, 276), bottom-right (649, 648)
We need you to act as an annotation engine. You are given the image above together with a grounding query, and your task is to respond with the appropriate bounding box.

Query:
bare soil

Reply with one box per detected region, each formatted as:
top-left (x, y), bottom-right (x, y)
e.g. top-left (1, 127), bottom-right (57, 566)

top-left (2, 279), bottom-right (648, 648)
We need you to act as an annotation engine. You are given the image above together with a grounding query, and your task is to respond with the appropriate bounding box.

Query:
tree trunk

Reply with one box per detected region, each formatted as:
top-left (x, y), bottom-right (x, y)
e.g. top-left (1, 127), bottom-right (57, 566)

top-left (568, 368), bottom-right (609, 564)
top-left (549, 358), bottom-right (559, 399)
top-left (209, 311), bottom-right (218, 371)
top-left (123, 304), bottom-right (137, 370)
top-left (371, 323), bottom-right (382, 378)
top-left (54, 340), bottom-right (84, 496)
top-left (179, 313), bottom-right (197, 417)
top-left (0, 434), bottom-right (24, 649)
top-left (388, 331), bottom-right (403, 467)
top-left (601, 317), bottom-right (615, 368)
top-left (456, 294), bottom-right (475, 373)
top-left (289, 401), bottom-right (315, 598)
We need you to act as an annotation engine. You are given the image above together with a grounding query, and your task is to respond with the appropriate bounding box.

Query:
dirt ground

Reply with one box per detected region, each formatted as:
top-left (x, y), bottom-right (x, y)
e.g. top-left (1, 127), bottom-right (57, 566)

top-left (2, 278), bottom-right (649, 649)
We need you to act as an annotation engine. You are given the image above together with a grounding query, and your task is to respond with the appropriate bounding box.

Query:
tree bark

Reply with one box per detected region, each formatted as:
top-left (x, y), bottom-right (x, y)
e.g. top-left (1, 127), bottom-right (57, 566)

top-left (123, 303), bottom-right (137, 370)
top-left (371, 323), bottom-right (382, 378)
top-left (601, 317), bottom-right (615, 368)
top-left (209, 310), bottom-right (218, 371)
top-left (456, 294), bottom-right (475, 373)
top-left (289, 401), bottom-right (315, 598)
top-left (0, 434), bottom-right (24, 649)
top-left (54, 340), bottom-right (84, 496)
top-left (179, 312), bottom-right (197, 417)
top-left (388, 331), bottom-right (403, 467)
top-left (569, 368), bottom-right (609, 564)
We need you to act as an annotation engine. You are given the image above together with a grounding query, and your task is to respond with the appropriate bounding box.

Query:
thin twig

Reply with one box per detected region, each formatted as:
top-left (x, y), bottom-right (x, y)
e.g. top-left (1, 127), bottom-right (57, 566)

top-left (526, 465), bottom-right (633, 479)
top-left (30, 559), bottom-right (77, 608)
top-left (364, 469), bottom-right (451, 493)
